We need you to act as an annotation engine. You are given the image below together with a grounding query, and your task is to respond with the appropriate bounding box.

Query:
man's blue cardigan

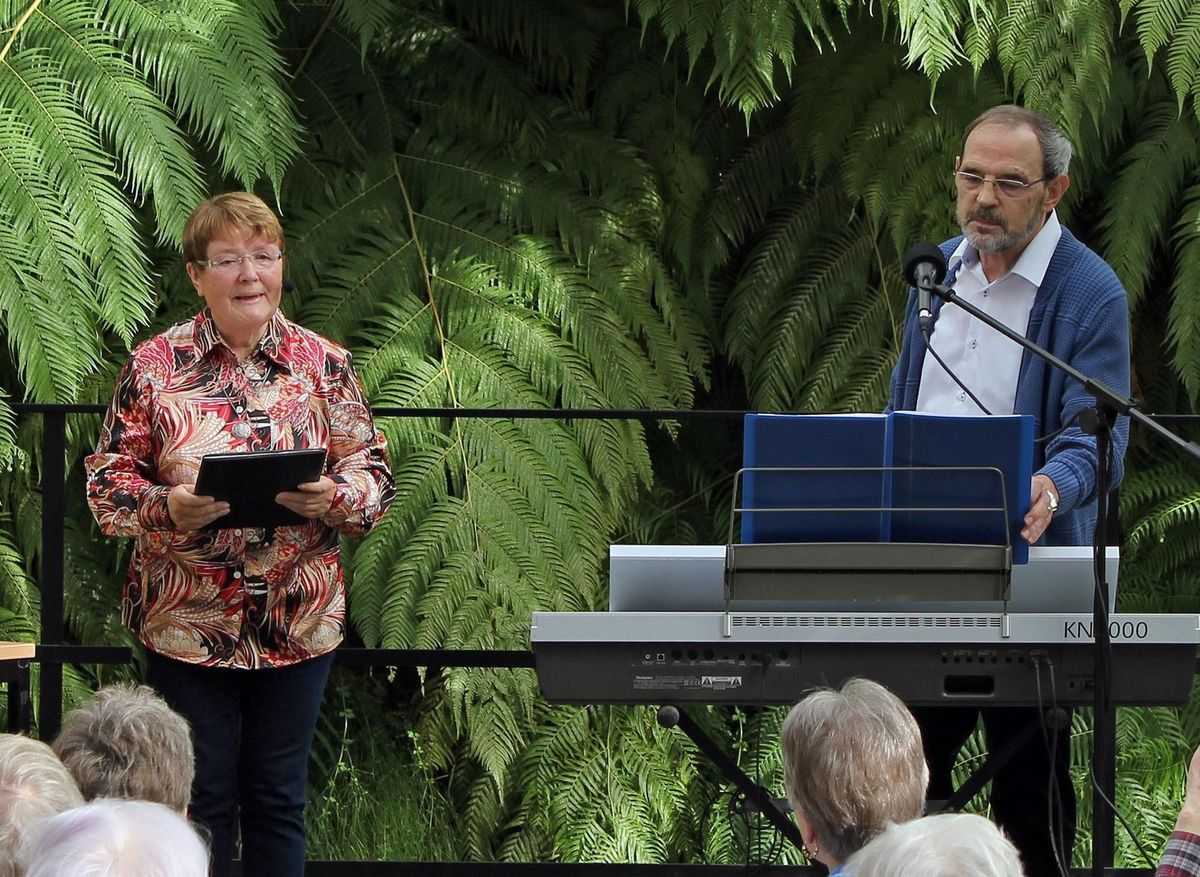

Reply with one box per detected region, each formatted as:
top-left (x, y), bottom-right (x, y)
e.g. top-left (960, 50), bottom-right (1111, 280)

top-left (887, 227), bottom-right (1131, 546)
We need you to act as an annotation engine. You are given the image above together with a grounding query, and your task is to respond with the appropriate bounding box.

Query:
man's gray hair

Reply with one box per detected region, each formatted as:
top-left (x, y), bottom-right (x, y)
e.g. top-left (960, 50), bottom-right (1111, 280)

top-left (24, 798), bottom-right (209, 877)
top-left (961, 105), bottom-right (1073, 178)
top-left (53, 684), bottom-right (193, 812)
top-left (845, 812), bottom-right (1025, 877)
top-left (0, 734), bottom-right (83, 877)
top-left (779, 678), bottom-right (929, 863)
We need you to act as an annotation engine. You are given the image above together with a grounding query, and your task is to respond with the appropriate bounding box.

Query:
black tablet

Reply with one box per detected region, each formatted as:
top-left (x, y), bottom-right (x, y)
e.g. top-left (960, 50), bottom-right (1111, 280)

top-left (194, 449), bottom-right (327, 530)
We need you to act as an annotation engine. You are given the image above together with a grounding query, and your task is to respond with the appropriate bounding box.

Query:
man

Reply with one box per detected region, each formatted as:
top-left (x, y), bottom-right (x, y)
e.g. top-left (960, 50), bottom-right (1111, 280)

top-left (888, 105), bottom-right (1131, 876)
top-left (53, 684), bottom-right (194, 813)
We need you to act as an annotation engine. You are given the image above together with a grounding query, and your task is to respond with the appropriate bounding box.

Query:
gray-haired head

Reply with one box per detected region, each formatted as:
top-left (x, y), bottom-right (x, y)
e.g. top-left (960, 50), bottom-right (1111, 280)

top-left (0, 734), bottom-right (84, 877)
top-left (53, 684), bottom-right (194, 813)
top-left (845, 812), bottom-right (1025, 877)
top-left (779, 678), bottom-right (929, 864)
top-left (960, 105), bottom-right (1072, 179)
top-left (24, 798), bottom-right (209, 877)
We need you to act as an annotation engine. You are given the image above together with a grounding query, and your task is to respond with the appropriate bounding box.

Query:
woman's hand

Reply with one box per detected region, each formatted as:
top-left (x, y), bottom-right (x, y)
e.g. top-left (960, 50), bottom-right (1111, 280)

top-left (168, 484), bottom-right (230, 531)
top-left (275, 476), bottom-right (337, 520)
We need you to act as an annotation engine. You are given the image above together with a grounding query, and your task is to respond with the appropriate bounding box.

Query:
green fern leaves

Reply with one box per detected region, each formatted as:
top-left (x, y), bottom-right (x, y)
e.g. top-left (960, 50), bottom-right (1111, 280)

top-left (0, 0), bottom-right (300, 406)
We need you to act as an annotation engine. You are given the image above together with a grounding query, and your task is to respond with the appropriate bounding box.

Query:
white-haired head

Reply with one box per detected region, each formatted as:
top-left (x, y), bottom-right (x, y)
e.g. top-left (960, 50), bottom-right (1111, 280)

top-left (24, 798), bottom-right (209, 877)
top-left (0, 733), bottom-right (83, 877)
top-left (846, 812), bottom-right (1024, 877)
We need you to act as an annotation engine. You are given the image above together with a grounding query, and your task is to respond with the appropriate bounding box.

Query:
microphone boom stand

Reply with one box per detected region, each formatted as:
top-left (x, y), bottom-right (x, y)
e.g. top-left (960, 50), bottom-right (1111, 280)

top-left (923, 279), bottom-right (1200, 877)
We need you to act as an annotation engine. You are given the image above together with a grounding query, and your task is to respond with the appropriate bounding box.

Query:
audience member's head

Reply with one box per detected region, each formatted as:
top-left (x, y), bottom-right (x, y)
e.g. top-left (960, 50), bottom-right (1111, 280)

top-left (24, 798), bottom-right (208, 877)
top-left (845, 812), bottom-right (1024, 877)
top-left (0, 733), bottom-right (83, 877)
top-left (780, 677), bottom-right (928, 869)
top-left (53, 683), bottom-right (193, 812)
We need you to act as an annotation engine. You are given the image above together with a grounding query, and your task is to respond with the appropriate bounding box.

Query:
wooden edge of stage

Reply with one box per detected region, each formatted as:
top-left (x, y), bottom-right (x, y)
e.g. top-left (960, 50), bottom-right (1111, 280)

top-left (0, 642), bottom-right (34, 661)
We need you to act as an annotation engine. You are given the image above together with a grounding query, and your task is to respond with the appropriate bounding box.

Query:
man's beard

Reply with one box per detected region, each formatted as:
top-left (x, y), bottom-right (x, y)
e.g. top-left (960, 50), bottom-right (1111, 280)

top-left (958, 197), bottom-right (1046, 254)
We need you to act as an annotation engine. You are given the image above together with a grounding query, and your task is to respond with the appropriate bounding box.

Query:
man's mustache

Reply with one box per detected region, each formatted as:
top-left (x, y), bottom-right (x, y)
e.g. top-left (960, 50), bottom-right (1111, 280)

top-left (967, 208), bottom-right (1006, 229)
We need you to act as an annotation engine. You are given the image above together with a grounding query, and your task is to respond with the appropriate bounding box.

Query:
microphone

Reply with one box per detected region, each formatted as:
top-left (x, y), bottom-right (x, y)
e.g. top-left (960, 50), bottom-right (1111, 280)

top-left (282, 276), bottom-right (296, 294)
top-left (903, 242), bottom-right (948, 336)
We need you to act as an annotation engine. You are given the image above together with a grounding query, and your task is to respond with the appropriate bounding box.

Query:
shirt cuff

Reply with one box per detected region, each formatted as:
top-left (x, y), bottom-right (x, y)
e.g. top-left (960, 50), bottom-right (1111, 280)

top-left (137, 485), bottom-right (174, 531)
top-left (320, 476), bottom-right (353, 527)
top-left (1037, 459), bottom-right (1082, 513)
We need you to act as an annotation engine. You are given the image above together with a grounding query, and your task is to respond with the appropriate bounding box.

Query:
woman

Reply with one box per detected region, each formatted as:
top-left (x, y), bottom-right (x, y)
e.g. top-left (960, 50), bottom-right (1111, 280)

top-left (779, 678), bottom-right (929, 876)
top-left (86, 192), bottom-right (394, 877)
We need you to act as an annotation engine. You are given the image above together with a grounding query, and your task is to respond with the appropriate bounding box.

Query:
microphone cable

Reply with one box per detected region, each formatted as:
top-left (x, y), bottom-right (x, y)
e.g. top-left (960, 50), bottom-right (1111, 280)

top-left (1088, 757), bottom-right (1157, 867)
top-left (1033, 410), bottom-right (1083, 447)
top-left (742, 652), bottom-right (789, 874)
top-left (919, 330), bottom-right (993, 415)
top-left (1034, 654), bottom-right (1071, 877)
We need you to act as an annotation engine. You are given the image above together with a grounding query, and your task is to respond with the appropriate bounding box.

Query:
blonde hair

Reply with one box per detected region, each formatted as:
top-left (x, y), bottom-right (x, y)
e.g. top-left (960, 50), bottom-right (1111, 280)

top-left (780, 678), bottom-right (928, 863)
top-left (182, 191), bottom-right (284, 263)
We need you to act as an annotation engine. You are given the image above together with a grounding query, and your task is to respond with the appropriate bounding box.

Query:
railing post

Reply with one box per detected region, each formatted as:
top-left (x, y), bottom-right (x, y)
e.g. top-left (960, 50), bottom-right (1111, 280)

top-left (38, 408), bottom-right (66, 739)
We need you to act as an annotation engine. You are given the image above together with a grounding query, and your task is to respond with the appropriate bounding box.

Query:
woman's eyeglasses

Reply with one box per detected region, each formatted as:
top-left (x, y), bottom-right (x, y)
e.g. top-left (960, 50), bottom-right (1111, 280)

top-left (194, 251), bottom-right (284, 274)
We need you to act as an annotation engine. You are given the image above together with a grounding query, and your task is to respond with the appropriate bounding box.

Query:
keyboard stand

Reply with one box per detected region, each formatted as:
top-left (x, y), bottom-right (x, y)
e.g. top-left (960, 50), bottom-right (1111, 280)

top-left (655, 704), bottom-right (804, 853)
top-left (935, 705), bottom-right (1071, 814)
top-left (659, 701), bottom-right (1074, 856)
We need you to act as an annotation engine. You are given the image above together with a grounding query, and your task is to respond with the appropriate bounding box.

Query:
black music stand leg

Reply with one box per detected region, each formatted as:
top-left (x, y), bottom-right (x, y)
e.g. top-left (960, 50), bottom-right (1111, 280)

top-left (7, 659), bottom-right (31, 734)
top-left (656, 705), bottom-right (805, 852)
top-left (935, 707), bottom-right (1069, 814)
top-left (1082, 404), bottom-right (1117, 877)
top-left (1094, 696), bottom-right (1116, 872)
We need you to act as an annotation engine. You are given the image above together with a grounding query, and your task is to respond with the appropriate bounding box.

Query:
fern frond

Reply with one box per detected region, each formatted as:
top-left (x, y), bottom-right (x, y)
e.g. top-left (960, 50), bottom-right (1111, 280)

top-left (894, 0), bottom-right (967, 90)
top-left (1098, 100), bottom-right (1199, 310)
top-left (1166, 182), bottom-right (1200, 402)
top-left (630, 0), bottom-right (838, 117)
top-left (0, 514), bottom-right (37, 640)
top-left (328, 0), bottom-right (395, 54)
top-left (117, 0), bottom-right (302, 190)
top-left (1165, 5), bottom-right (1200, 116)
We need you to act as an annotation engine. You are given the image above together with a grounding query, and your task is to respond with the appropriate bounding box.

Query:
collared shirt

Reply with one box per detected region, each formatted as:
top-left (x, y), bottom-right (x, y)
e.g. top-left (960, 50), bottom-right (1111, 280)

top-left (85, 309), bottom-right (394, 669)
top-left (1159, 830), bottom-right (1200, 877)
top-left (917, 211), bottom-right (1063, 415)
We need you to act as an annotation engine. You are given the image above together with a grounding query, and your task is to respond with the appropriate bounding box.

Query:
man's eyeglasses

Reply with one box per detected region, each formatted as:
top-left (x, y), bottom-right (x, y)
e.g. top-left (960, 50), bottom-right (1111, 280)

top-left (954, 171), bottom-right (1050, 198)
top-left (194, 251), bottom-right (285, 274)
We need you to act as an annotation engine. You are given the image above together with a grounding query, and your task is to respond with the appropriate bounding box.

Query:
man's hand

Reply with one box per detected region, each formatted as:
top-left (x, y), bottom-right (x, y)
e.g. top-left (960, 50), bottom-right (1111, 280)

top-left (168, 484), bottom-right (229, 531)
top-left (276, 476), bottom-right (337, 520)
top-left (1021, 474), bottom-right (1059, 544)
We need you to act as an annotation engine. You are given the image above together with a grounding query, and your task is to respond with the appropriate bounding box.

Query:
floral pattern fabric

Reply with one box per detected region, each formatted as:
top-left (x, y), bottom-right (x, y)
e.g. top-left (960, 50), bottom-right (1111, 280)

top-left (86, 309), bottom-right (394, 669)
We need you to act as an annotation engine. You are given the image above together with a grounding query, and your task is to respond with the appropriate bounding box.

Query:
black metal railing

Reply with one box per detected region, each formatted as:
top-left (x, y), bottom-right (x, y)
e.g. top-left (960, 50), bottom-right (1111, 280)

top-left (14, 402), bottom-right (1190, 877)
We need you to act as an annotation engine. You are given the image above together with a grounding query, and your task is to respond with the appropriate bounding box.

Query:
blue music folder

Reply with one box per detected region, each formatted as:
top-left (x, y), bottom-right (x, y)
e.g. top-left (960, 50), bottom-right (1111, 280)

top-left (740, 411), bottom-right (1034, 562)
top-left (741, 413), bottom-right (892, 544)
top-left (888, 411), bottom-right (1033, 563)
